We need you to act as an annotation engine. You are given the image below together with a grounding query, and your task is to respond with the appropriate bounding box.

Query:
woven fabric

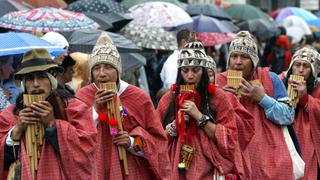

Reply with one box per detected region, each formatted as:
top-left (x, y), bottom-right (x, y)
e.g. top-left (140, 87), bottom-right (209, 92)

top-left (216, 67), bottom-right (294, 179)
top-left (291, 84), bottom-right (320, 180)
top-left (76, 83), bottom-right (171, 180)
top-left (0, 98), bottom-right (97, 179)
top-left (227, 31), bottom-right (259, 69)
top-left (288, 47), bottom-right (320, 80)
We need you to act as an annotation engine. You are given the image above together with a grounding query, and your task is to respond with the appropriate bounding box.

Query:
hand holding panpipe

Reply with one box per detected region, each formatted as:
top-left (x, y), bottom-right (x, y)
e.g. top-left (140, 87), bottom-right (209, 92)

top-left (179, 85), bottom-right (195, 123)
top-left (288, 75), bottom-right (304, 108)
top-left (227, 70), bottom-right (243, 99)
top-left (99, 82), bottom-right (129, 175)
top-left (23, 94), bottom-right (45, 180)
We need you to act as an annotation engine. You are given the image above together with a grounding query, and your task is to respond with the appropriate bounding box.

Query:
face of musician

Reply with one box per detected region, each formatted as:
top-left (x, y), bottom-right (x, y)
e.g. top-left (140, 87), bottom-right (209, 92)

top-left (25, 72), bottom-right (52, 99)
top-left (229, 52), bottom-right (254, 80)
top-left (92, 63), bottom-right (118, 86)
top-left (181, 66), bottom-right (203, 85)
top-left (291, 59), bottom-right (312, 80)
top-left (207, 68), bottom-right (215, 84)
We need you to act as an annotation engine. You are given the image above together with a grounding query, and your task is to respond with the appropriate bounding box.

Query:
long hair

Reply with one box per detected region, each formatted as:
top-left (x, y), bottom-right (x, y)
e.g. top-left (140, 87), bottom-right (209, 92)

top-left (162, 67), bottom-right (216, 128)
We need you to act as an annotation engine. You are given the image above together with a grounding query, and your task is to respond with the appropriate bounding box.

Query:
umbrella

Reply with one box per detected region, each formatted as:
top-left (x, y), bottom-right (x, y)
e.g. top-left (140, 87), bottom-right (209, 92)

top-left (66, 0), bottom-right (128, 14)
top-left (275, 7), bottom-right (317, 23)
top-left (0, 7), bottom-right (99, 32)
top-left (16, 0), bottom-right (67, 8)
top-left (281, 15), bottom-right (312, 35)
top-left (192, 15), bottom-right (234, 33)
top-left (120, 22), bottom-right (177, 51)
top-left (0, 0), bottom-right (30, 17)
top-left (196, 32), bottom-right (235, 46)
top-left (0, 32), bottom-right (64, 56)
top-left (225, 4), bottom-right (271, 21)
top-left (60, 29), bottom-right (141, 53)
top-left (238, 18), bottom-right (277, 38)
top-left (121, 0), bottom-right (186, 9)
top-left (84, 12), bottom-right (132, 31)
top-left (128, 2), bottom-right (192, 28)
top-left (186, 3), bottom-right (231, 20)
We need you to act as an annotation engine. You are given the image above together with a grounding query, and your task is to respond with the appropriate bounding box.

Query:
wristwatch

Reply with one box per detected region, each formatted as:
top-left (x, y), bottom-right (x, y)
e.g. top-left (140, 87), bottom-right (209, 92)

top-left (196, 114), bottom-right (210, 127)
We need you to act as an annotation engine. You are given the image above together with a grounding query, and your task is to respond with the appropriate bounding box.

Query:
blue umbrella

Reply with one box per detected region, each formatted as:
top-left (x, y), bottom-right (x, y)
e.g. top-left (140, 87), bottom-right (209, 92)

top-left (275, 7), bottom-right (317, 23)
top-left (0, 32), bottom-right (64, 57)
top-left (176, 15), bottom-right (234, 33)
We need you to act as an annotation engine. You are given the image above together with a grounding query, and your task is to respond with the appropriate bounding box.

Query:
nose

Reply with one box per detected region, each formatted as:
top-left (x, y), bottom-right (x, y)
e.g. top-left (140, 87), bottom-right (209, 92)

top-left (298, 65), bottom-right (304, 73)
top-left (235, 56), bottom-right (242, 64)
top-left (32, 77), bottom-right (40, 88)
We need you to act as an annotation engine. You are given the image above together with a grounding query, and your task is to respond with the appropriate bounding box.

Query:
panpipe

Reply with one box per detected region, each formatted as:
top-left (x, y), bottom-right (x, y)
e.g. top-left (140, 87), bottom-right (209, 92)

top-left (288, 75), bottom-right (304, 108)
top-left (23, 94), bottom-right (45, 180)
top-left (179, 85), bottom-right (195, 123)
top-left (227, 70), bottom-right (243, 99)
top-left (100, 82), bottom-right (129, 175)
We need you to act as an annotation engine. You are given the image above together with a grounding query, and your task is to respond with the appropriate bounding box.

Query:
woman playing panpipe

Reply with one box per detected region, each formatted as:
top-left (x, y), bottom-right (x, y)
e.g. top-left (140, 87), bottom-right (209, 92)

top-left (0, 48), bottom-right (97, 180)
top-left (157, 41), bottom-right (244, 179)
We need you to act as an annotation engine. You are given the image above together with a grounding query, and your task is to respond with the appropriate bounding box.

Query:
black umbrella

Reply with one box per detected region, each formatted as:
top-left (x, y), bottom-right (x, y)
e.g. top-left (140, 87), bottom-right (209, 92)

top-left (66, 0), bottom-right (128, 14)
top-left (186, 3), bottom-right (232, 21)
top-left (238, 18), bottom-right (277, 39)
top-left (84, 12), bottom-right (132, 31)
top-left (61, 29), bottom-right (141, 53)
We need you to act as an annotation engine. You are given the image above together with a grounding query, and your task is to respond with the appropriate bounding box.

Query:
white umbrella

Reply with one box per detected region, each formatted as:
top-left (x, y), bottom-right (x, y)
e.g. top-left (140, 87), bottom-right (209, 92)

top-left (128, 2), bottom-right (192, 28)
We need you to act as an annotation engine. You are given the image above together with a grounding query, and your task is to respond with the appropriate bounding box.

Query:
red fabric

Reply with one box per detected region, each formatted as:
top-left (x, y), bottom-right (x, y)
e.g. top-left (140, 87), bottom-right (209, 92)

top-left (76, 83), bottom-right (171, 180)
top-left (175, 89), bottom-right (200, 144)
top-left (0, 98), bottom-right (97, 180)
top-left (216, 67), bottom-right (294, 180)
top-left (157, 87), bottom-right (244, 179)
top-left (292, 84), bottom-right (320, 179)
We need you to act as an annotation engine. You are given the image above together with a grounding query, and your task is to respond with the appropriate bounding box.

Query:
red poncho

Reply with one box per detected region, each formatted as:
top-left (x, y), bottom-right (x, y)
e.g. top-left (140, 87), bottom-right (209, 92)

top-left (216, 67), bottom-right (294, 180)
top-left (76, 83), bottom-right (171, 180)
top-left (0, 98), bottom-right (97, 180)
top-left (157, 87), bottom-right (243, 179)
top-left (292, 83), bottom-right (320, 179)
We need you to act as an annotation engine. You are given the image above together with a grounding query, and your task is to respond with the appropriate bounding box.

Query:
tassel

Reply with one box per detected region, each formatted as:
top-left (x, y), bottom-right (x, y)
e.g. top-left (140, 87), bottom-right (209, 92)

top-left (109, 118), bottom-right (118, 126)
top-left (208, 83), bottom-right (217, 94)
top-left (98, 113), bottom-right (108, 122)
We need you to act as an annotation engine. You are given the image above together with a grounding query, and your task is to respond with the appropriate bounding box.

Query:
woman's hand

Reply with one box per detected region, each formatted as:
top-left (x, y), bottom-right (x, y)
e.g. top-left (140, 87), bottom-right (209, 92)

top-left (180, 100), bottom-right (203, 121)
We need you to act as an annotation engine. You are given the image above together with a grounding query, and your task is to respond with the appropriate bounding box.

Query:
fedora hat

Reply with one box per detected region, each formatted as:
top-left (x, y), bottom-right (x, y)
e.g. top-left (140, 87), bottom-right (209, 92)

top-left (15, 48), bottom-right (63, 80)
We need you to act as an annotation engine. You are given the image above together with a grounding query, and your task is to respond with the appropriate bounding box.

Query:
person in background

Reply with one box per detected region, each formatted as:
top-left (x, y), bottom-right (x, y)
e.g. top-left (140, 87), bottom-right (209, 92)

top-left (160, 29), bottom-right (195, 89)
top-left (56, 54), bottom-right (76, 96)
top-left (0, 56), bottom-right (14, 111)
top-left (281, 47), bottom-right (320, 180)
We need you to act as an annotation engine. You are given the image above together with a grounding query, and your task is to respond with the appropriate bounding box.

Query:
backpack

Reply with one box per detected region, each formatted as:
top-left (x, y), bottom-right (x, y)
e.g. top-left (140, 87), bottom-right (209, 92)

top-left (270, 47), bottom-right (286, 74)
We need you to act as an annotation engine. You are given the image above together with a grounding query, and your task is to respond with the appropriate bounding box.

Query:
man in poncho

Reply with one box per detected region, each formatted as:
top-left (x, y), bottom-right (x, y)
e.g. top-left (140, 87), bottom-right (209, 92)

top-left (76, 32), bottom-right (171, 179)
top-left (216, 31), bottom-right (304, 179)
top-left (281, 47), bottom-right (320, 180)
top-left (0, 48), bottom-right (97, 179)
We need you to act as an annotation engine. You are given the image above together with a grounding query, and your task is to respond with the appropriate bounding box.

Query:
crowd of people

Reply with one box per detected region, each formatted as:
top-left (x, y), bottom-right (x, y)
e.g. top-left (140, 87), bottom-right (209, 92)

top-left (0, 28), bottom-right (319, 180)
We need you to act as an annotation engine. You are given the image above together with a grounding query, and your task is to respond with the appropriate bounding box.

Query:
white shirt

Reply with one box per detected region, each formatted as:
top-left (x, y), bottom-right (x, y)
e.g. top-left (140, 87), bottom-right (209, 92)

top-left (160, 50), bottom-right (180, 89)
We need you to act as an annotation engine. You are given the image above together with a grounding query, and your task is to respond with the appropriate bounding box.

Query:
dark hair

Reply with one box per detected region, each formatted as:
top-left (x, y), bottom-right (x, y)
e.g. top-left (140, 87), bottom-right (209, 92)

top-left (177, 29), bottom-right (194, 47)
top-left (60, 55), bottom-right (76, 69)
top-left (162, 67), bottom-right (216, 128)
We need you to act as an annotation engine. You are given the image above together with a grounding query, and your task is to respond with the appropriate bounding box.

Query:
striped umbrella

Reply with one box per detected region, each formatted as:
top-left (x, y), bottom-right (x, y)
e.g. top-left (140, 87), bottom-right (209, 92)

top-left (0, 7), bottom-right (99, 32)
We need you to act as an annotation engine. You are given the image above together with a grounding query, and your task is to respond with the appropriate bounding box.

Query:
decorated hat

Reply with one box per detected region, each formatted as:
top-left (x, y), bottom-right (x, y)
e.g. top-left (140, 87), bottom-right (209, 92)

top-left (206, 55), bottom-right (216, 72)
top-left (177, 41), bottom-right (207, 68)
top-left (15, 48), bottom-right (63, 80)
top-left (288, 46), bottom-right (320, 80)
top-left (227, 31), bottom-right (259, 69)
top-left (89, 32), bottom-right (121, 79)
